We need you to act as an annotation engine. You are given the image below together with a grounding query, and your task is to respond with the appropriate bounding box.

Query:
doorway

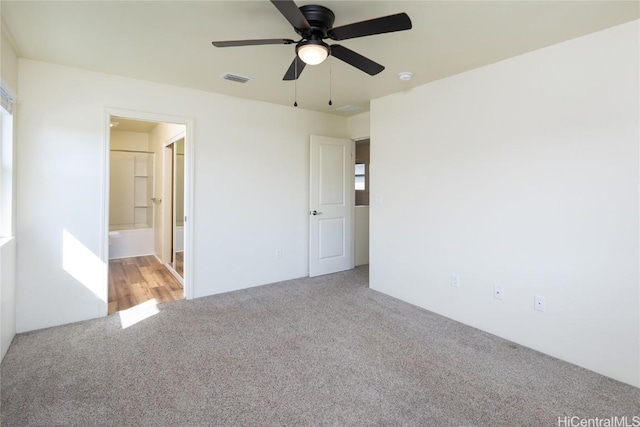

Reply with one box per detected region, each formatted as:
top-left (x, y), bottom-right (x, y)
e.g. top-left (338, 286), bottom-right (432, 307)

top-left (105, 114), bottom-right (190, 314)
top-left (354, 138), bottom-right (370, 267)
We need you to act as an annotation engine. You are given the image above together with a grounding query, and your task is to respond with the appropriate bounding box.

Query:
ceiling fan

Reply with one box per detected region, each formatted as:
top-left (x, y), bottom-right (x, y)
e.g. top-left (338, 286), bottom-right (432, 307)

top-left (212, 0), bottom-right (412, 81)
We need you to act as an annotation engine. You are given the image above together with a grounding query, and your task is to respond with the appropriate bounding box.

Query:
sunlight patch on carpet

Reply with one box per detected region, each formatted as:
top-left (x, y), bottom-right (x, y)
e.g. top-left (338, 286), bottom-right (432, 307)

top-left (119, 299), bottom-right (159, 329)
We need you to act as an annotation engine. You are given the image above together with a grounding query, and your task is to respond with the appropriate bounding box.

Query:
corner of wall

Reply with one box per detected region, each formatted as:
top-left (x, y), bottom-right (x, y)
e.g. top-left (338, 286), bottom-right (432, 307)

top-left (347, 111), bottom-right (370, 140)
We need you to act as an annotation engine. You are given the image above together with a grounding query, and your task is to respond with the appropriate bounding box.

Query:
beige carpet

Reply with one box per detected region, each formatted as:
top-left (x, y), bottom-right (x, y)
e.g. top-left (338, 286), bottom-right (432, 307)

top-left (2, 266), bottom-right (638, 426)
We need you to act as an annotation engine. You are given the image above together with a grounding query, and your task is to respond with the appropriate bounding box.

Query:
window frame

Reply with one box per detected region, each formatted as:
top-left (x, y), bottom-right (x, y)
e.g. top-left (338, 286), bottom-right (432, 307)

top-left (0, 89), bottom-right (15, 238)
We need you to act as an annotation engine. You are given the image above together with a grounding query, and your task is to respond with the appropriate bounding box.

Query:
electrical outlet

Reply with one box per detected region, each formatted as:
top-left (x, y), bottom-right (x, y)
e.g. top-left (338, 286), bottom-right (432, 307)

top-left (276, 249), bottom-right (282, 259)
top-left (534, 295), bottom-right (546, 312)
top-left (494, 285), bottom-right (504, 300)
top-left (451, 274), bottom-right (460, 288)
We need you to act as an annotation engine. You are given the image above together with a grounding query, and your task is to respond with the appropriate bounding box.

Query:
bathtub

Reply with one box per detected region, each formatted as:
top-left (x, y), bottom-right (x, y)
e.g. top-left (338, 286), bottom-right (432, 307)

top-left (109, 228), bottom-right (154, 260)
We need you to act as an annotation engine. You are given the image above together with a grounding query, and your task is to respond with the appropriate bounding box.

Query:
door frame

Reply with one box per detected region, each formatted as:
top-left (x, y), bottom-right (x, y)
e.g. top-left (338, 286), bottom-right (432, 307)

top-left (352, 135), bottom-right (370, 266)
top-left (101, 108), bottom-right (195, 312)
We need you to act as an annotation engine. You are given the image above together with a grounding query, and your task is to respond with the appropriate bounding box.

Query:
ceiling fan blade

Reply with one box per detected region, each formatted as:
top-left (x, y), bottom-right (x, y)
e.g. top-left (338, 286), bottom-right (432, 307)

top-left (330, 45), bottom-right (384, 76)
top-left (212, 39), bottom-right (294, 48)
top-left (270, 0), bottom-right (310, 30)
top-left (328, 13), bottom-right (412, 41)
top-left (283, 56), bottom-right (307, 80)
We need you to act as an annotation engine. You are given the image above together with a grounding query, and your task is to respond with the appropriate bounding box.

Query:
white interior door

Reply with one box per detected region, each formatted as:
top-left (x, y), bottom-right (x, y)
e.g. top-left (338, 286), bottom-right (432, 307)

top-left (309, 135), bottom-right (353, 277)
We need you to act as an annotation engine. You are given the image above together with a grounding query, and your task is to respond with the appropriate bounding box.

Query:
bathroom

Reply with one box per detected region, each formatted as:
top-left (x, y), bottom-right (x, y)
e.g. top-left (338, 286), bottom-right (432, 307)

top-left (108, 117), bottom-right (186, 314)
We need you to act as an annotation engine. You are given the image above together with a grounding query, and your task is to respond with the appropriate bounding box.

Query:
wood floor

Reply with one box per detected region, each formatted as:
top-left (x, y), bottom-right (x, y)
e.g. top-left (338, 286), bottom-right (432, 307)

top-left (108, 255), bottom-right (184, 314)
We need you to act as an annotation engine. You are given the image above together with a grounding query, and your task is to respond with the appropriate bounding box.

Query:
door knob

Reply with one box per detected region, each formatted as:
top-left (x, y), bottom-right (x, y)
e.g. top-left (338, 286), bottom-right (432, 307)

top-left (311, 210), bottom-right (323, 216)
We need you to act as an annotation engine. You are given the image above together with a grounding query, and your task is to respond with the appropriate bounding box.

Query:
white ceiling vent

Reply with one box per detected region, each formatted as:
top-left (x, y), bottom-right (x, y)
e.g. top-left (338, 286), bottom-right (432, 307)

top-left (335, 105), bottom-right (363, 113)
top-left (221, 73), bottom-right (252, 83)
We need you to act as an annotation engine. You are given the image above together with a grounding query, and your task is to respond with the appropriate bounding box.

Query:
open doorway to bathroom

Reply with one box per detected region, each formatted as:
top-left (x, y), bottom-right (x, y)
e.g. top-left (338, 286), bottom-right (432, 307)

top-left (107, 117), bottom-right (187, 314)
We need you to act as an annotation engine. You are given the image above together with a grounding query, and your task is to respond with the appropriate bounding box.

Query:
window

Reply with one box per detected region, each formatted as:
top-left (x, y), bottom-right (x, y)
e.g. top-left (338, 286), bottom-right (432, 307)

top-left (0, 86), bottom-right (14, 238)
top-left (355, 163), bottom-right (365, 191)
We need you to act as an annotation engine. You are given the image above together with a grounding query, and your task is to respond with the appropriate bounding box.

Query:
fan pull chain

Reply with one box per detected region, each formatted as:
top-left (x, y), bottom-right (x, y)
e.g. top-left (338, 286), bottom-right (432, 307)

top-left (328, 55), bottom-right (333, 106)
top-left (294, 58), bottom-right (298, 107)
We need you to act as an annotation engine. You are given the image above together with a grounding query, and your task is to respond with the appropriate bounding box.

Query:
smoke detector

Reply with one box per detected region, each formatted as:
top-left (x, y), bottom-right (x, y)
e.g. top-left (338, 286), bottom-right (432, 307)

top-left (398, 72), bottom-right (412, 81)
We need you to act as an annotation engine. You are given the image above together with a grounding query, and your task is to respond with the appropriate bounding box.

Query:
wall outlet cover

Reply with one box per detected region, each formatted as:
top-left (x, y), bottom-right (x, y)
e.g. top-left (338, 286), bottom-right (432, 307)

top-left (451, 274), bottom-right (460, 288)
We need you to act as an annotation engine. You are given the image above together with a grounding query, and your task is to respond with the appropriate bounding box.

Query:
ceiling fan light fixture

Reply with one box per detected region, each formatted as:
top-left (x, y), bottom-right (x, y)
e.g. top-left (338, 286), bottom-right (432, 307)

top-left (297, 40), bottom-right (329, 66)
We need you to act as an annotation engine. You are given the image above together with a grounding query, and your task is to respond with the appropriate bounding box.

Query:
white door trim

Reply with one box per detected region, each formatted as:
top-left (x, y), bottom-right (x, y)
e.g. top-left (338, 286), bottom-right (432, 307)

top-left (102, 108), bottom-right (195, 305)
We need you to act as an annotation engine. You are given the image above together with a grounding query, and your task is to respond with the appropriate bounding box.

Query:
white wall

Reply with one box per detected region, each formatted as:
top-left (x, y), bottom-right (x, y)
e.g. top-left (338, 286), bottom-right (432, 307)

top-left (1, 25), bottom-right (19, 93)
top-left (110, 130), bottom-right (149, 152)
top-left (347, 112), bottom-right (370, 141)
top-left (16, 59), bottom-right (347, 332)
top-left (0, 237), bottom-right (16, 360)
top-left (370, 21), bottom-right (640, 387)
top-left (0, 23), bottom-right (18, 361)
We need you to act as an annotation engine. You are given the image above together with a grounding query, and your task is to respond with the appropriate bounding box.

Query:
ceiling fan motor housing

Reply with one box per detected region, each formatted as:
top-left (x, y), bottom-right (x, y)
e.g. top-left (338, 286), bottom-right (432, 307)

top-left (297, 5), bottom-right (335, 38)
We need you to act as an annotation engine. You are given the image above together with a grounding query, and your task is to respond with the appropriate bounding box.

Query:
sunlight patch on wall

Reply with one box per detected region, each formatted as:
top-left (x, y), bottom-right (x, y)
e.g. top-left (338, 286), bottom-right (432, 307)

top-left (119, 299), bottom-right (159, 329)
top-left (62, 229), bottom-right (107, 302)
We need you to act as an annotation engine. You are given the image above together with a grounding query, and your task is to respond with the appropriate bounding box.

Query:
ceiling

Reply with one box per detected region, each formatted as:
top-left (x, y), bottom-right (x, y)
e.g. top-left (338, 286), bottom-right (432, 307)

top-left (2, 1), bottom-right (638, 116)
top-left (110, 117), bottom-right (160, 133)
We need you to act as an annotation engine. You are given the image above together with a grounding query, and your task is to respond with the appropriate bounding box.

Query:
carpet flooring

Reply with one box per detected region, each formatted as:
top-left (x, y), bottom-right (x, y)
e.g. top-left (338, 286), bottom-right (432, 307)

top-left (1, 266), bottom-right (638, 426)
